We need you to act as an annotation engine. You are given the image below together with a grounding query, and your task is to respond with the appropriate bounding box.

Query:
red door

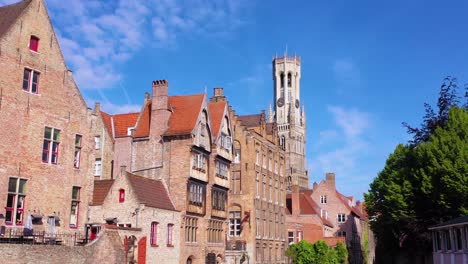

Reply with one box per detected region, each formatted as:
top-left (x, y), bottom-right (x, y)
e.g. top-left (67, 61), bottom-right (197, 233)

top-left (138, 237), bottom-right (147, 264)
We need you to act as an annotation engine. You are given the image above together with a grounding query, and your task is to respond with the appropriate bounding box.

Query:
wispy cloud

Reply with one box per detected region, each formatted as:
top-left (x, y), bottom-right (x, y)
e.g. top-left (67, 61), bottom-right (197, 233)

top-left (333, 59), bottom-right (361, 90)
top-left (310, 105), bottom-right (372, 198)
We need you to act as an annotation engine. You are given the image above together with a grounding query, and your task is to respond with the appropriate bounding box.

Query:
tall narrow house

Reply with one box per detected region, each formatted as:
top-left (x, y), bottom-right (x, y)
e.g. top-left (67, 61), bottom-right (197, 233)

top-left (0, 0), bottom-right (93, 234)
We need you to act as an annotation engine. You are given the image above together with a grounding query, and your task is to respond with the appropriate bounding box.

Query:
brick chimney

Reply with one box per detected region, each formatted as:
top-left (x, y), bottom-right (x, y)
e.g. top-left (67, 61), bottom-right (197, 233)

top-left (211, 87), bottom-right (226, 102)
top-left (326, 172), bottom-right (335, 188)
top-left (292, 185), bottom-right (300, 216)
top-left (151, 80), bottom-right (171, 138)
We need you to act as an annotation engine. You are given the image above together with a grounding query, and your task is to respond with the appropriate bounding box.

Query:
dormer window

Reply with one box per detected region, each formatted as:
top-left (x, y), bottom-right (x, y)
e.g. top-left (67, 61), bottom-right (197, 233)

top-left (119, 189), bottom-right (125, 203)
top-left (29, 36), bottom-right (39, 52)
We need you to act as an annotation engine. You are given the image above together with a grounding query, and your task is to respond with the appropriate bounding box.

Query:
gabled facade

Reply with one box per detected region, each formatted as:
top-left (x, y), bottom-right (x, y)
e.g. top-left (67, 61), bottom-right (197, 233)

top-left (0, 0), bottom-right (93, 233)
top-left (91, 103), bottom-right (115, 180)
top-left (89, 171), bottom-right (180, 264)
top-left (226, 102), bottom-right (287, 264)
top-left (101, 81), bottom-right (233, 264)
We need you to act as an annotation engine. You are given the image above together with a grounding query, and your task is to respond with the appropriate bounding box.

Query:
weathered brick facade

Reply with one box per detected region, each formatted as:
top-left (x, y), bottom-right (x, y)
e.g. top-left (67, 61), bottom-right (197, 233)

top-left (225, 104), bottom-right (287, 264)
top-left (0, 0), bottom-right (93, 234)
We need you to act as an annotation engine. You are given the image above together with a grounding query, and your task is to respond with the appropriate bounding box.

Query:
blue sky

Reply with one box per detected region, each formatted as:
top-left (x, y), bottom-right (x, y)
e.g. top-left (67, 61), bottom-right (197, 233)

top-left (3, 0), bottom-right (468, 200)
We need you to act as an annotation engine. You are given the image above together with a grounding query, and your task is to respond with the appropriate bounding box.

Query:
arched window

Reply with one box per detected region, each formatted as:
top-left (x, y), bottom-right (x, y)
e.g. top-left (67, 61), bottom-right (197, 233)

top-left (287, 72), bottom-right (292, 87)
top-left (187, 257), bottom-right (193, 264)
top-left (119, 189), bottom-right (125, 203)
top-left (280, 72), bottom-right (285, 88)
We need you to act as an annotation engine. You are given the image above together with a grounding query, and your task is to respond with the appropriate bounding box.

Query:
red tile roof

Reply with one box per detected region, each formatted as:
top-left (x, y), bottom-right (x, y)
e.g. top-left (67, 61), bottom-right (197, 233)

top-left (92, 180), bottom-right (115, 205)
top-left (126, 173), bottom-right (176, 211)
top-left (164, 94), bottom-right (204, 136)
top-left (112, 112), bottom-right (139, 138)
top-left (302, 193), bottom-right (334, 227)
top-left (100, 111), bottom-right (114, 142)
top-left (336, 190), bottom-right (362, 218)
top-left (286, 192), bottom-right (333, 227)
top-left (133, 100), bottom-right (151, 138)
top-left (0, 0), bottom-right (31, 38)
top-left (208, 101), bottom-right (226, 138)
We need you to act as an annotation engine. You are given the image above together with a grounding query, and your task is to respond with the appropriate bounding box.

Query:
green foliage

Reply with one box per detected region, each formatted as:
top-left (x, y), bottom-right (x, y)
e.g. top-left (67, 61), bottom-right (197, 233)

top-left (365, 107), bottom-right (468, 261)
top-left (361, 224), bottom-right (369, 264)
top-left (286, 240), bottom-right (349, 264)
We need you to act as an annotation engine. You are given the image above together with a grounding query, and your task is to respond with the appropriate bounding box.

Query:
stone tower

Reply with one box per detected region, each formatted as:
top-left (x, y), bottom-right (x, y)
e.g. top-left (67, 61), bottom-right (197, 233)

top-left (271, 53), bottom-right (309, 189)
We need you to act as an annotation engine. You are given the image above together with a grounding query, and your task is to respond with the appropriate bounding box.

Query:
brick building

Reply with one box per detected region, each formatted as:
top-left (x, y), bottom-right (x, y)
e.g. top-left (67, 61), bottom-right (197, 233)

top-left (225, 103), bottom-right (287, 264)
top-left (96, 82), bottom-right (233, 264)
top-left (89, 170), bottom-right (181, 264)
top-left (285, 173), bottom-right (375, 264)
top-left (0, 0), bottom-right (94, 234)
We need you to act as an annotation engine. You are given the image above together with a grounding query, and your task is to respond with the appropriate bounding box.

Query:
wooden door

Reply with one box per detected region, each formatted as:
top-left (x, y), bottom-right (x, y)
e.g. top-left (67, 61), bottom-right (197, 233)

top-left (137, 237), bottom-right (147, 264)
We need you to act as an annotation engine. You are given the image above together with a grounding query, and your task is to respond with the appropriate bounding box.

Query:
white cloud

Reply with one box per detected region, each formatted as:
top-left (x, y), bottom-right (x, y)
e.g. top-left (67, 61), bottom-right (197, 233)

top-left (328, 106), bottom-right (370, 139)
top-left (333, 59), bottom-right (361, 88)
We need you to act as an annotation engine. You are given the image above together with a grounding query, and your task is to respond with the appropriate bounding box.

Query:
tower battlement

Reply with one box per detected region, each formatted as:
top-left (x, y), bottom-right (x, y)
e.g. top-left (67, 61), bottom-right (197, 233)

top-left (273, 56), bottom-right (301, 65)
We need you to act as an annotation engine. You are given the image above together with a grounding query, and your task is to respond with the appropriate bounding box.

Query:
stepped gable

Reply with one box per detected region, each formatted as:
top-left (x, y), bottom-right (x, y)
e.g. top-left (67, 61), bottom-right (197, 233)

top-left (238, 114), bottom-right (262, 127)
top-left (126, 172), bottom-right (177, 211)
top-left (0, 0), bottom-right (32, 37)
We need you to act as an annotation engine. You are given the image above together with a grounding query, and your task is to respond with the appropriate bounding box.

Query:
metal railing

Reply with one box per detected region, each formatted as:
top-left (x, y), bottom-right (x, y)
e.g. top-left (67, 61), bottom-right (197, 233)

top-left (0, 229), bottom-right (88, 246)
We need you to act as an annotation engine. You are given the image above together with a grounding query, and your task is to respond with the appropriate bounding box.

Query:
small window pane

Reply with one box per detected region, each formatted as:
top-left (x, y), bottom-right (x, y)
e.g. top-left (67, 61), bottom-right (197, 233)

top-left (5, 210), bottom-right (13, 222)
top-left (18, 179), bottom-right (27, 194)
top-left (8, 178), bottom-right (17, 192)
top-left (44, 127), bottom-right (52, 139)
top-left (72, 187), bottom-right (80, 200)
top-left (22, 69), bottom-right (30, 91)
top-left (6, 194), bottom-right (15, 207)
top-left (53, 129), bottom-right (60, 141)
top-left (31, 72), bottom-right (39, 93)
top-left (75, 135), bottom-right (82, 146)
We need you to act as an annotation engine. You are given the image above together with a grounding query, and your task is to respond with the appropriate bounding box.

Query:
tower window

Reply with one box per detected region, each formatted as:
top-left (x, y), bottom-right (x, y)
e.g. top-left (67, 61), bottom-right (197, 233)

top-left (29, 36), bottom-right (39, 52)
top-left (280, 72), bottom-right (285, 88)
top-left (287, 72), bottom-right (292, 87)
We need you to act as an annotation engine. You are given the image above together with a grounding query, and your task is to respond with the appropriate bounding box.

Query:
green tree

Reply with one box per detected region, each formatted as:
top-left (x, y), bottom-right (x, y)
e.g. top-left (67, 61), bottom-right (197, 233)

top-left (286, 240), bottom-right (348, 264)
top-left (365, 106), bottom-right (468, 262)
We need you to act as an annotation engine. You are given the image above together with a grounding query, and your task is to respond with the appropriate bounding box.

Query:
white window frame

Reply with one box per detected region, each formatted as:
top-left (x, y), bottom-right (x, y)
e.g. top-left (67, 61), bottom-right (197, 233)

top-left (320, 195), bottom-right (327, 204)
top-left (95, 136), bottom-right (101, 150)
top-left (337, 213), bottom-right (346, 223)
top-left (94, 159), bottom-right (102, 176)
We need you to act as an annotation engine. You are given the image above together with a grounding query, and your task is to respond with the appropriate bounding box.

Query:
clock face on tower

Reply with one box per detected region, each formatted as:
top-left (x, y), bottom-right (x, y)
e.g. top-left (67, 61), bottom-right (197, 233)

top-left (295, 99), bottom-right (300, 108)
top-left (277, 97), bottom-right (284, 107)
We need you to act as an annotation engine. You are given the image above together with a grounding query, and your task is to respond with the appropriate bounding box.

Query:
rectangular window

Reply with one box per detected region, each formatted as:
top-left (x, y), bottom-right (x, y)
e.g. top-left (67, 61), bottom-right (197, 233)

top-left (22, 68), bottom-right (40, 94)
top-left (255, 151), bottom-right (259, 165)
top-left (150, 222), bottom-right (158, 246)
top-left (337, 213), bottom-right (346, 223)
top-left (288, 231), bottom-right (294, 245)
top-left (212, 188), bottom-right (227, 211)
top-left (220, 133), bottom-right (232, 150)
top-left (215, 160), bottom-right (229, 179)
top-left (192, 152), bottom-right (206, 171)
top-left (274, 161), bottom-right (278, 174)
top-left (5, 178), bottom-right (26, 225)
top-left (454, 228), bottom-right (462, 251)
top-left (207, 220), bottom-right (223, 243)
top-left (188, 181), bottom-right (205, 206)
top-left (297, 231), bottom-right (303, 241)
top-left (94, 136), bottom-right (101, 150)
top-left (234, 149), bottom-right (240, 163)
top-left (70, 186), bottom-right (80, 228)
top-left (74, 135), bottom-right (82, 168)
top-left (231, 171), bottom-right (241, 194)
top-left (42, 127), bottom-right (60, 164)
top-left (320, 195), bottom-right (327, 204)
top-left (337, 231), bottom-right (347, 238)
top-left (268, 157), bottom-right (272, 171)
top-left (185, 217), bottom-right (198, 242)
top-left (262, 154), bottom-right (266, 169)
top-left (167, 224), bottom-right (174, 246)
top-left (229, 211), bottom-right (241, 237)
top-left (94, 159), bottom-right (102, 176)
top-left (29, 36), bottom-right (39, 52)
top-left (444, 230), bottom-right (451, 250)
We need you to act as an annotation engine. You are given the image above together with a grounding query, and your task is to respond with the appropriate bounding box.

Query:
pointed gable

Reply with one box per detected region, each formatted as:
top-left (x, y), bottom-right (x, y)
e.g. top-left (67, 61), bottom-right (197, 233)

top-left (164, 94), bottom-right (205, 136)
top-left (133, 100), bottom-right (151, 138)
top-left (0, 0), bottom-right (31, 38)
top-left (208, 101), bottom-right (227, 139)
top-left (92, 180), bottom-right (115, 206)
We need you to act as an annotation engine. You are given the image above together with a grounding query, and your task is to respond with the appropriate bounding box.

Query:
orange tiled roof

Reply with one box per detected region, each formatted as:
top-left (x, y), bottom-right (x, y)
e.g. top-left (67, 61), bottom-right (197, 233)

top-left (92, 180), bottom-right (115, 205)
top-left (208, 101), bottom-right (226, 138)
top-left (100, 111), bottom-right (114, 142)
top-left (285, 192), bottom-right (333, 227)
top-left (0, 0), bottom-right (31, 38)
top-left (133, 100), bottom-right (151, 138)
top-left (126, 173), bottom-right (176, 211)
top-left (112, 112), bottom-right (139, 138)
top-left (164, 94), bottom-right (204, 136)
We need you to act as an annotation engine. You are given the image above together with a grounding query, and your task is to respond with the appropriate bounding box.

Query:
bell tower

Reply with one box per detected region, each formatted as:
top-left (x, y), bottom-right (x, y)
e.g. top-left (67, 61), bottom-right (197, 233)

top-left (272, 53), bottom-right (308, 189)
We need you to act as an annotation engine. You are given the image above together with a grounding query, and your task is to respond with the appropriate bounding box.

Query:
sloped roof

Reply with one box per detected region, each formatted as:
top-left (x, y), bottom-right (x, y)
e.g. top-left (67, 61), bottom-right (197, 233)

top-left (133, 100), bottom-right (151, 138)
top-left (112, 112), bottom-right (139, 138)
top-left (429, 215), bottom-right (468, 230)
top-left (208, 101), bottom-right (226, 138)
top-left (92, 180), bottom-right (115, 205)
top-left (302, 193), bottom-right (334, 227)
top-left (164, 94), bottom-right (204, 136)
top-left (336, 190), bottom-right (362, 218)
top-left (285, 192), bottom-right (334, 227)
top-left (238, 114), bottom-right (262, 127)
top-left (0, 0), bottom-right (31, 38)
top-left (99, 111), bottom-right (114, 143)
top-left (126, 173), bottom-right (176, 211)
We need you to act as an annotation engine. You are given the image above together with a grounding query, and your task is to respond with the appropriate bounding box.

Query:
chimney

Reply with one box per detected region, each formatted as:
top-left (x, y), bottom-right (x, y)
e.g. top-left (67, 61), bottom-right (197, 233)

top-left (152, 80), bottom-right (168, 110)
top-left (211, 87), bottom-right (226, 102)
top-left (94, 102), bottom-right (100, 113)
top-left (214, 87), bottom-right (223, 97)
top-left (326, 172), bottom-right (335, 188)
top-left (292, 185), bottom-right (300, 216)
